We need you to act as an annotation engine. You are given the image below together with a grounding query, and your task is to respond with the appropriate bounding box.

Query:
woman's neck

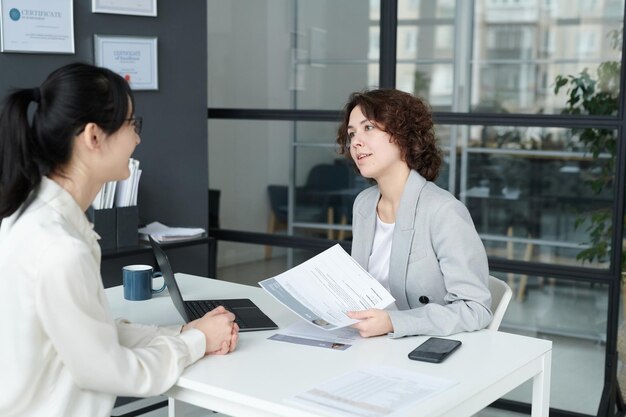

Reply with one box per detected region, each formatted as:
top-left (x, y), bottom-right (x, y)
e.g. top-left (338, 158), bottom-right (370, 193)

top-left (49, 166), bottom-right (103, 212)
top-left (376, 165), bottom-right (411, 223)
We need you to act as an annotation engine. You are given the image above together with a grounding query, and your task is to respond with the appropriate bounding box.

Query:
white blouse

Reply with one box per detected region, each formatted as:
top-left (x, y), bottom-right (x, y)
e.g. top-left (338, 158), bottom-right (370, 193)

top-left (0, 177), bottom-right (205, 417)
top-left (368, 215), bottom-right (395, 292)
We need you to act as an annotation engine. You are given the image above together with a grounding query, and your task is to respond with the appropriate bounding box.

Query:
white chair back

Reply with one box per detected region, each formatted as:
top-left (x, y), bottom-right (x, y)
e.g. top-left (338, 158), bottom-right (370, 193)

top-left (487, 275), bottom-right (513, 331)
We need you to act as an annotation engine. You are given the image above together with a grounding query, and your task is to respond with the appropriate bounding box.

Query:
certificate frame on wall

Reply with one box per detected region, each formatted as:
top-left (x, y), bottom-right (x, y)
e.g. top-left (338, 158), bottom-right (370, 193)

top-left (92, 0), bottom-right (157, 17)
top-left (94, 35), bottom-right (158, 90)
top-left (0, 0), bottom-right (74, 54)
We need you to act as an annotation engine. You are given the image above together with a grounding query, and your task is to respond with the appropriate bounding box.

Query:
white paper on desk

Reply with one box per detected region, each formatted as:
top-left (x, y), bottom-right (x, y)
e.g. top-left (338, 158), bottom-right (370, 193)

top-left (259, 244), bottom-right (395, 330)
top-left (286, 366), bottom-right (457, 417)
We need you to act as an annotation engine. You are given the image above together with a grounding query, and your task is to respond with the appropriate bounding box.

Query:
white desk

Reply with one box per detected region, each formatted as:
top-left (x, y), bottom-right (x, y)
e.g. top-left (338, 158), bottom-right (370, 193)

top-left (106, 273), bottom-right (552, 417)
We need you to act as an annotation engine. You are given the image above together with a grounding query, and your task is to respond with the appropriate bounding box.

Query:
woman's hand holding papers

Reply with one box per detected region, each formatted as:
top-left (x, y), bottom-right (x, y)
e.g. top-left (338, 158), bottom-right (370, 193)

top-left (347, 309), bottom-right (393, 337)
top-left (182, 306), bottom-right (239, 355)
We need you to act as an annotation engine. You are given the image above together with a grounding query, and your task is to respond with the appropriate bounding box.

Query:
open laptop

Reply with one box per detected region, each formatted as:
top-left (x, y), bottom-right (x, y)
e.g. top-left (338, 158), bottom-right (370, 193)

top-left (149, 236), bottom-right (278, 332)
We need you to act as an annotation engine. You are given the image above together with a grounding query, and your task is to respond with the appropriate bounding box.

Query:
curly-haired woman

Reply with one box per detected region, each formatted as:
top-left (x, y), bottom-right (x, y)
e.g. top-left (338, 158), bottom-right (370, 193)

top-left (336, 89), bottom-right (492, 338)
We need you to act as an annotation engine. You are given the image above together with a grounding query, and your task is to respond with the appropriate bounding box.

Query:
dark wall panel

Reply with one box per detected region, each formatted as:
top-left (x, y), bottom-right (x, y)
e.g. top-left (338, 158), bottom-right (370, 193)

top-left (0, 1), bottom-right (209, 284)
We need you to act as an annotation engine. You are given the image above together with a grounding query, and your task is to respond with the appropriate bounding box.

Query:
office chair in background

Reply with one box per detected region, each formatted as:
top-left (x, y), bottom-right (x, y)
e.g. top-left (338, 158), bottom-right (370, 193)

top-left (265, 163), bottom-right (348, 258)
top-left (265, 185), bottom-right (289, 259)
top-left (487, 275), bottom-right (513, 331)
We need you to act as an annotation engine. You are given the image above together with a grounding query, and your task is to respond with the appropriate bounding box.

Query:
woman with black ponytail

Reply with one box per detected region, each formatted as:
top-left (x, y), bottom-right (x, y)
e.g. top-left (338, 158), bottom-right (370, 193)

top-left (0, 63), bottom-right (238, 417)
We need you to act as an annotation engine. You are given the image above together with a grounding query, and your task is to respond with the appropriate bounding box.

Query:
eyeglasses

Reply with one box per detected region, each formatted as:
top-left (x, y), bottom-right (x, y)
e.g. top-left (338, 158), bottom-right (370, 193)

top-left (127, 116), bottom-right (142, 135)
top-left (75, 116), bottom-right (143, 136)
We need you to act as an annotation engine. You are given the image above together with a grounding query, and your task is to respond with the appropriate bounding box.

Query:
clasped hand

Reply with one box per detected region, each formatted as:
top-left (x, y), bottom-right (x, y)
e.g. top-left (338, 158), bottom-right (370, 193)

top-left (346, 309), bottom-right (393, 338)
top-left (182, 306), bottom-right (239, 355)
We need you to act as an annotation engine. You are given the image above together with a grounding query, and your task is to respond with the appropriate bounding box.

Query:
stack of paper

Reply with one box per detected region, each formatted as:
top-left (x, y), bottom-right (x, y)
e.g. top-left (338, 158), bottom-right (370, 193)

top-left (92, 181), bottom-right (117, 210)
top-left (91, 158), bottom-right (142, 210)
top-left (115, 158), bottom-right (142, 207)
top-left (138, 221), bottom-right (206, 243)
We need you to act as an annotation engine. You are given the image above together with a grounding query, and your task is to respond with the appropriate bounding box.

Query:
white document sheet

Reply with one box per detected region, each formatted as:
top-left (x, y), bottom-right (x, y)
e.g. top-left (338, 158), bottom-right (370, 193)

top-left (280, 321), bottom-right (362, 344)
top-left (259, 244), bottom-right (395, 330)
top-left (268, 321), bottom-right (363, 350)
top-left (286, 366), bottom-right (457, 417)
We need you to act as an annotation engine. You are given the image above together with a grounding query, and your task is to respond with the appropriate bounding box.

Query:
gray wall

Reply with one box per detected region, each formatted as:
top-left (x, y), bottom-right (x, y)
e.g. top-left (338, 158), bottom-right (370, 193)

top-left (0, 1), bottom-right (209, 286)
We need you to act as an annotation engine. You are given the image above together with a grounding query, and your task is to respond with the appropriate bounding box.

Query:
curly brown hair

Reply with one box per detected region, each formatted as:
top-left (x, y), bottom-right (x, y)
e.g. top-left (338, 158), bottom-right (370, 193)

top-left (336, 89), bottom-right (442, 181)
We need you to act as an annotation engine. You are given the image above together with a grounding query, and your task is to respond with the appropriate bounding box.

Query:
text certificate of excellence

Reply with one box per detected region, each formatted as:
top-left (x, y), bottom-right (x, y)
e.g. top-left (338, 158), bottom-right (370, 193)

top-left (0, 0), bottom-right (74, 53)
top-left (95, 35), bottom-right (158, 90)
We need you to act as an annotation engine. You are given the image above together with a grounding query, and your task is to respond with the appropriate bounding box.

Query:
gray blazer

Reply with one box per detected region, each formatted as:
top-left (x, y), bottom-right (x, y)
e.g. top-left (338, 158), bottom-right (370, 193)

top-left (351, 170), bottom-right (492, 338)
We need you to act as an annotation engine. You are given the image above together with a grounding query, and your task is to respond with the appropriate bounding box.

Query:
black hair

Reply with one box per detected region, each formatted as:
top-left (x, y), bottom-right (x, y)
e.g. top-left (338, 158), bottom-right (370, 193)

top-left (0, 63), bottom-right (134, 219)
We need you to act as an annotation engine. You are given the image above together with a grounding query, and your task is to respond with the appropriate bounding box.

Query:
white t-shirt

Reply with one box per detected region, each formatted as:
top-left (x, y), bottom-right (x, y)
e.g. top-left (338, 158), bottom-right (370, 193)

top-left (368, 215), bottom-right (395, 293)
top-left (0, 177), bottom-right (206, 417)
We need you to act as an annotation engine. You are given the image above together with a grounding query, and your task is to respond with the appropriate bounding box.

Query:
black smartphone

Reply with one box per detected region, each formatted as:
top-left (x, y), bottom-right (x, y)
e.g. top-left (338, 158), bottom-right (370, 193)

top-left (407, 337), bottom-right (462, 363)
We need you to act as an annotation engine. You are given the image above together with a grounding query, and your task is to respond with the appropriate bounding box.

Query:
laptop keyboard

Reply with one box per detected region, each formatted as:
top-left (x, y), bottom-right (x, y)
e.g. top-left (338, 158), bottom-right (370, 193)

top-left (187, 300), bottom-right (246, 328)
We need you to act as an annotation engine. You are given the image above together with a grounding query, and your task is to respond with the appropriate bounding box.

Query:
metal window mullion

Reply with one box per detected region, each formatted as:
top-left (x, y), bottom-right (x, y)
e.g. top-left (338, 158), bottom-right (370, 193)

top-left (469, 58), bottom-right (618, 65)
top-left (287, 0), bottom-right (300, 268)
top-left (599, 3), bottom-right (626, 412)
top-left (379, 0), bottom-right (397, 88)
top-left (396, 58), bottom-right (455, 65)
top-left (293, 59), bottom-right (379, 65)
top-left (207, 109), bottom-right (622, 129)
top-left (432, 111), bottom-right (622, 128)
top-left (466, 148), bottom-right (613, 159)
top-left (293, 142), bottom-right (339, 148)
top-left (456, 0), bottom-right (474, 202)
top-left (396, 18), bottom-right (456, 25)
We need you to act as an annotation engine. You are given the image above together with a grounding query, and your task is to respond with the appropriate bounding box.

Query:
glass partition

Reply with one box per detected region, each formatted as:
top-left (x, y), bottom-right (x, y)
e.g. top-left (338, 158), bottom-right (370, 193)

top-left (396, 0), bottom-right (456, 108)
top-left (493, 272), bottom-right (607, 415)
top-left (207, 3), bottom-right (625, 415)
top-left (459, 125), bottom-right (616, 269)
top-left (293, 145), bottom-right (365, 240)
top-left (216, 241), bottom-right (321, 284)
top-left (207, 0), bottom-right (379, 110)
top-left (396, 63), bottom-right (455, 109)
top-left (294, 0), bottom-right (380, 108)
top-left (471, 0), bottom-right (623, 114)
top-left (207, 0), bottom-right (293, 108)
top-left (208, 119), bottom-right (291, 265)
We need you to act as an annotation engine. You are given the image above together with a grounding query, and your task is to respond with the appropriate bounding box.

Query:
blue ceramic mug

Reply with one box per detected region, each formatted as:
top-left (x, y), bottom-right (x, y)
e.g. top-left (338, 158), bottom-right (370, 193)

top-left (123, 264), bottom-right (166, 301)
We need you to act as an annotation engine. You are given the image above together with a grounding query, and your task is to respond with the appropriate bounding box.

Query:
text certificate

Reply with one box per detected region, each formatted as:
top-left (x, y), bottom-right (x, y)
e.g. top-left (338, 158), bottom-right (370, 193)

top-left (94, 35), bottom-right (158, 90)
top-left (260, 244), bottom-right (395, 330)
top-left (0, 0), bottom-right (74, 53)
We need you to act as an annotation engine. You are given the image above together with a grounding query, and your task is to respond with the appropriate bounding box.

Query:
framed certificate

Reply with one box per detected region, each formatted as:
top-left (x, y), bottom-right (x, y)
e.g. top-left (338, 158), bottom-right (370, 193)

top-left (92, 0), bottom-right (157, 17)
top-left (94, 35), bottom-right (158, 90)
top-left (0, 0), bottom-right (74, 53)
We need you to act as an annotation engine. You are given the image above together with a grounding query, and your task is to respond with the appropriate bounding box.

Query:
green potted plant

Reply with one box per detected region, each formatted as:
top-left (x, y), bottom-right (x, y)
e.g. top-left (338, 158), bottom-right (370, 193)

top-left (554, 28), bottom-right (622, 395)
top-left (553, 28), bottom-right (620, 266)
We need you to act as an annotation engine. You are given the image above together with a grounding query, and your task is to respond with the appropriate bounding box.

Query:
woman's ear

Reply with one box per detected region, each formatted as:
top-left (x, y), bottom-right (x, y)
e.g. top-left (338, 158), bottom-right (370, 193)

top-left (79, 123), bottom-right (105, 151)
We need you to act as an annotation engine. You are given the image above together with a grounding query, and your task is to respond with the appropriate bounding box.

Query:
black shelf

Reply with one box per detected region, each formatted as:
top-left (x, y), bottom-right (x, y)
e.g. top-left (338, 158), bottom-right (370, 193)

top-left (101, 236), bottom-right (210, 260)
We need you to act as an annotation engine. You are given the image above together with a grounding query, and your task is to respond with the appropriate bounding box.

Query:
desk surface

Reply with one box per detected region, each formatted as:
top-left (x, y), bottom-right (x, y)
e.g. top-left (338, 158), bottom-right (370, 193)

top-left (107, 274), bottom-right (552, 417)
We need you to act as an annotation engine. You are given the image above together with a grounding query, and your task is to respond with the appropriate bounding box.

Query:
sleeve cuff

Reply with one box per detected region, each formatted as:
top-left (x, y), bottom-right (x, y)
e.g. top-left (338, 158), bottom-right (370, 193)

top-left (159, 324), bottom-right (185, 337)
top-left (387, 310), bottom-right (415, 338)
top-left (179, 329), bottom-right (206, 364)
